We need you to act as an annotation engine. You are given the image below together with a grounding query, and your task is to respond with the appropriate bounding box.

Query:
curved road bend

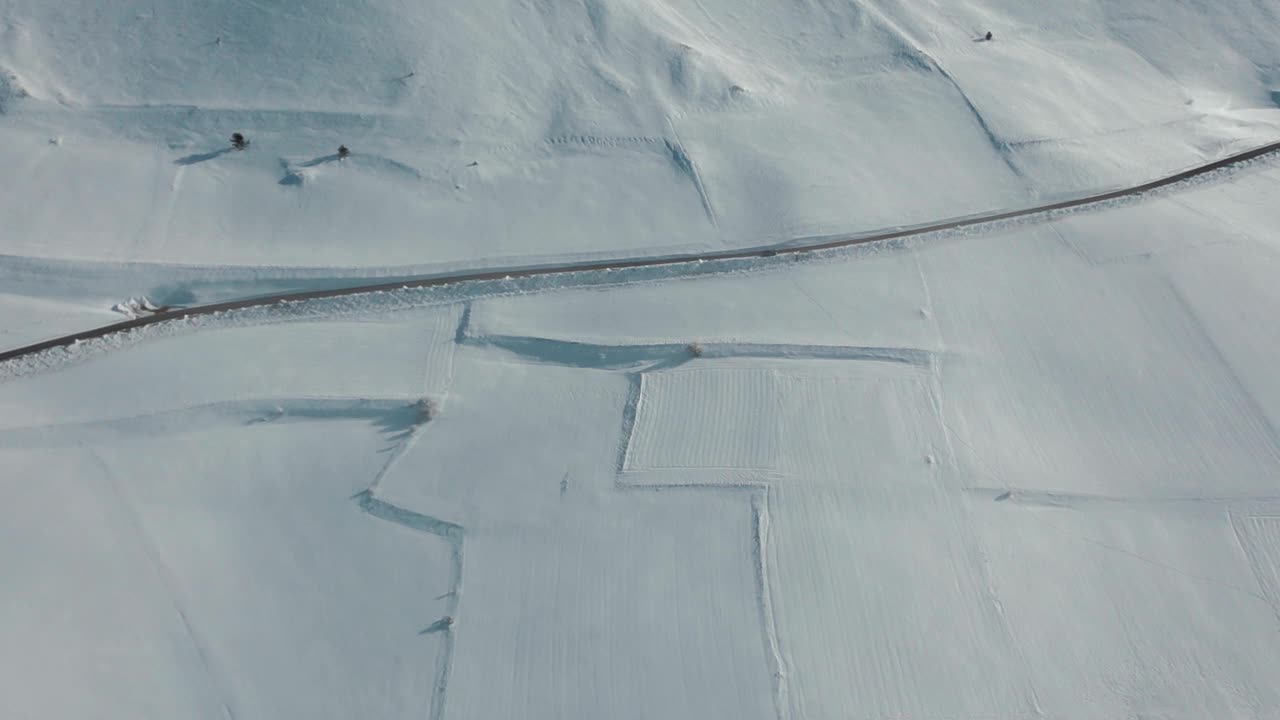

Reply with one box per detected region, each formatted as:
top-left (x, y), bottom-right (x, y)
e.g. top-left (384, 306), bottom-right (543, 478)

top-left (3, 139), bottom-right (1278, 364)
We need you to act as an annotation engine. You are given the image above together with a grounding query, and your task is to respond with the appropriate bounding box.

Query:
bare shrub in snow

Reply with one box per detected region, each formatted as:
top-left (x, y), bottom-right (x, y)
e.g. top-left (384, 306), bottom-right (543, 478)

top-left (415, 397), bottom-right (440, 424)
top-left (687, 342), bottom-right (704, 358)
top-left (0, 69), bottom-right (31, 114)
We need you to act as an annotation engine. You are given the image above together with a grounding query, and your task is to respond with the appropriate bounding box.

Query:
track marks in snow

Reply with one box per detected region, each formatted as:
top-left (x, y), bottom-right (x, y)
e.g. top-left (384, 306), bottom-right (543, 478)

top-left (81, 102), bottom-right (408, 135)
top-left (1232, 515), bottom-right (1280, 623)
top-left (544, 121), bottom-right (718, 229)
top-left (1164, 280), bottom-right (1280, 462)
top-left (1004, 116), bottom-right (1202, 151)
top-left (981, 490), bottom-right (1272, 605)
top-left (423, 303), bottom-right (467, 396)
top-left (363, 328), bottom-right (777, 718)
top-left (599, 338), bottom-right (962, 719)
top-left (91, 451), bottom-right (240, 720)
top-left (1034, 515), bottom-right (1270, 605)
top-left (546, 134), bottom-right (663, 149)
top-left (463, 334), bottom-right (936, 487)
top-left (598, 335), bottom-right (1048, 717)
top-left (615, 360), bottom-right (940, 484)
top-left (972, 486), bottom-right (1280, 508)
top-left (612, 430), bottom-right (784, 720)
top-left (968, 498), bottom-right (1280, 716)
top-left (627, 367), bottom-right (781, 471)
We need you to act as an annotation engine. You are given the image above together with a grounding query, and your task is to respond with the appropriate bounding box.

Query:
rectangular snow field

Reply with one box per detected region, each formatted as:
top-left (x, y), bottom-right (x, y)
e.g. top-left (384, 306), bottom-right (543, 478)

top-left (444, 494), bottom-right (775, 720)
top-left (625, 367), bottom-right (783, 471)
top-left (768, 488), bottom-right (1038, 720)
top-left (623, 358), bottom-right (943, 491)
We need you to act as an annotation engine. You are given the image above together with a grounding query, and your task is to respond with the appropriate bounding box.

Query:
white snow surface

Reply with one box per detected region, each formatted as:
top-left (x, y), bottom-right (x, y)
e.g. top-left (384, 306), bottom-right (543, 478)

top-left (4, 0), bottom-right (1280, 718)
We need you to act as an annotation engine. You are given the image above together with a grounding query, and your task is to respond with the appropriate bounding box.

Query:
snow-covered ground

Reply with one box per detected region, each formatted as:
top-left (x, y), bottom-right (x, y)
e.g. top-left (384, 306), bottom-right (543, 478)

top-left (4, 0), bottom-right (1280, 718)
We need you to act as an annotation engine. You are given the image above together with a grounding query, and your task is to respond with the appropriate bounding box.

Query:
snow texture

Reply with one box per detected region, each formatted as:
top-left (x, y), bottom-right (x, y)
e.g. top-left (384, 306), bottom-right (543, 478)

top-left (3, 0), bottom-right (1280, 718)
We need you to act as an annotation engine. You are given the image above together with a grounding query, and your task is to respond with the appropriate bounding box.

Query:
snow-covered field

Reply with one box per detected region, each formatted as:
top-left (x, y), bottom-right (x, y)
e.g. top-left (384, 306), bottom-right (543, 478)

top-left (3, 0), bottom-right (1280, 718)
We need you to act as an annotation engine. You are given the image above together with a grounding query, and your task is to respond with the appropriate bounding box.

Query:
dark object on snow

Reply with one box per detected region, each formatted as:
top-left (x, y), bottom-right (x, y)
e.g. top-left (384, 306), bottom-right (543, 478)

top-left (231, 132), bottom-right (248, 150)
top-left (420, 616), bottom-right (454, 635)
top-left (337, 145), bottom-right (350, 158)
top-left (985, 31), bottom-right (993, 41)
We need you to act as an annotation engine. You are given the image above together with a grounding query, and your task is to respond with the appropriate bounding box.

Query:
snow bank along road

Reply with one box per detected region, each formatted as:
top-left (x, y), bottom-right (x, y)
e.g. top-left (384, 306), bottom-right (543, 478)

top-left (2, 138), bottom-right (1278, 364)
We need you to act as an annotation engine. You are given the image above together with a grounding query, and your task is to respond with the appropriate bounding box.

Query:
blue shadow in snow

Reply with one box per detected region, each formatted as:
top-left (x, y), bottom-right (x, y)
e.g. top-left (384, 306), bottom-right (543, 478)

top-left (299, 153), bottom-right (342, 168)
top-left (175, 147), bottom-right (233, 165)
top-left (473, 335), bottom-right (689, 370)
top-left (279, 154), bottom-right (341, 185)
top-left (419, 617), bottom-right (454, 635)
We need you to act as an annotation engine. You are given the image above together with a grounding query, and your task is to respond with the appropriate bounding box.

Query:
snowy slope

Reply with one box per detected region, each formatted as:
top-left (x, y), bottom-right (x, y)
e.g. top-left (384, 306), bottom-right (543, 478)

top-left (8, 162), bottom-right (1280, 717)
top-left (2, 1), bottom-right (1278, 283)
top-left (4, 1), bottom-right (1280, 719)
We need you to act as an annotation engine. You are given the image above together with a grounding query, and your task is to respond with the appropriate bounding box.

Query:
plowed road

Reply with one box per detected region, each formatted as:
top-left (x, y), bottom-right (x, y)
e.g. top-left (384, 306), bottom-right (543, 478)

top-left (3, 139), bottom-right (1278, 363)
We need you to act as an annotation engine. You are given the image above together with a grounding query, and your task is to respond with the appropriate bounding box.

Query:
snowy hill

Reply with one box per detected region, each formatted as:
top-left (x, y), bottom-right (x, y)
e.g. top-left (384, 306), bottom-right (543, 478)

top-left (0, 0), bottom-right (1275, 346)
top-left (2, 0), bottom-right (1278, 271)
top-left (3, 1), bottom-right (1280, 718)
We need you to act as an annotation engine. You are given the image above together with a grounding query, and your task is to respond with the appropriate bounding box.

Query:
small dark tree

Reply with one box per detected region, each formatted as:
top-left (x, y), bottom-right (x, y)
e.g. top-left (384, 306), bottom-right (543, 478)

top-left (231, 132), bottom-right (248, 150)
top-left (337, 145), bottom-right (351, 159)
